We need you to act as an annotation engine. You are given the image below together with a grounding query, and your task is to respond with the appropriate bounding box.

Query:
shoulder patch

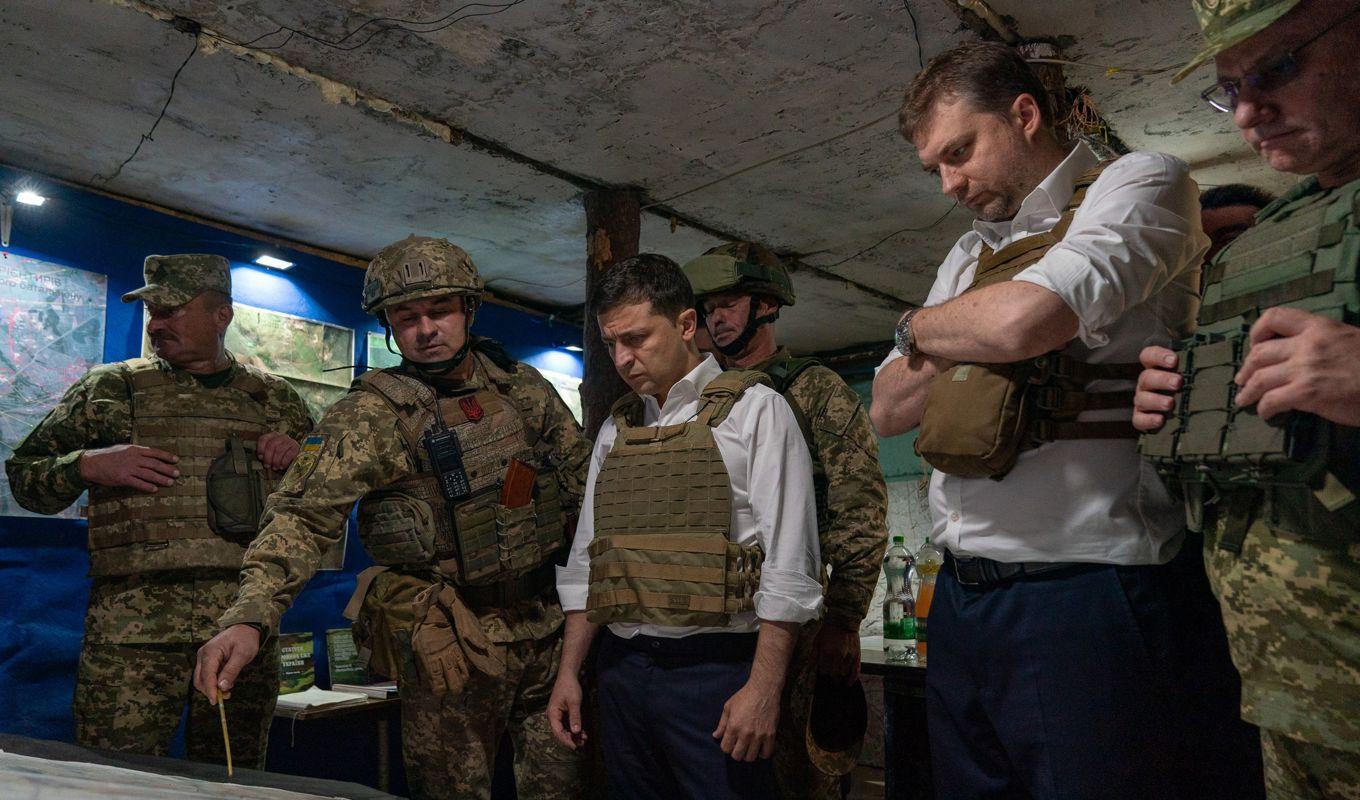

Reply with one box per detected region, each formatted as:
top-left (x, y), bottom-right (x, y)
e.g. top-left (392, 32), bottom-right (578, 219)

top-left (281, 434), bottom-right (327, 493)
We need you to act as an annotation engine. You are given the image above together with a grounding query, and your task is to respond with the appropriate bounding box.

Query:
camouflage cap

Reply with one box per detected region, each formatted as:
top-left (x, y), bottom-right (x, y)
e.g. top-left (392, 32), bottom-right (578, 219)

top-left (1171, 0), bottom-right (1303, 83)
top-left (120, 253), bottom-right (231, 307)
top-left (362, 235), bottom-right (484, 315)
top-left (805, 674), bottom-right (868, 777)
top-left (681, 241), bottom-right (796, 306)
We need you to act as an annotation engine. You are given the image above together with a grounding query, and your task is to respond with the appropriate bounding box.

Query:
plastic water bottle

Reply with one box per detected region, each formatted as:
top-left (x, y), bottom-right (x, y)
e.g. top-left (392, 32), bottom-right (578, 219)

top-left (883, 535), bottom-right (917, 663)
top-left (914, 536), bottom-right (943, 665)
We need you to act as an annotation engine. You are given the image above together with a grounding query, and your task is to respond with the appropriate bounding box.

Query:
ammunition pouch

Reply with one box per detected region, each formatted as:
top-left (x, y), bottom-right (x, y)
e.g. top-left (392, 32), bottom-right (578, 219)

top-left (205, 435), bottom-right (273, 545)
top-left (917, 354), bottom-right (1139, 479)
top-left (451, 475), bottom-right (565, 585)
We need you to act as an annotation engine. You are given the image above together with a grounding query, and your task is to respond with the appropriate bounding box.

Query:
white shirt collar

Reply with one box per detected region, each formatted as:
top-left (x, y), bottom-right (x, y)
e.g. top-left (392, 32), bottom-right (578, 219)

top-left (641, 354), bottom-right (722, 421)
top-left (971, 142), bottom-right (1100, 249)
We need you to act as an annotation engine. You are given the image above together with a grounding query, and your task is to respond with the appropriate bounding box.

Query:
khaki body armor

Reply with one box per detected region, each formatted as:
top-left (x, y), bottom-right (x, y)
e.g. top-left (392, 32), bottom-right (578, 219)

top-left (586, 371), bottom-right (768, 627)
top-left (915, 162), bottom-right (1141, 479)
top-left (354, 369), bottom-right (565, 593)
top-left (1140, 176), bottom-right (1360, 536)
top-left (87, 358), bottom-right (277, 576)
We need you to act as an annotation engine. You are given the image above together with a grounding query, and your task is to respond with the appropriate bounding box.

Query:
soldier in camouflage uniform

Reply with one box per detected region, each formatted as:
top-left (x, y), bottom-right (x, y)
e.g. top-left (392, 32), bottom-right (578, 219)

top-left (1137, 1), bottom-right (1360, 796)
top-left (682, 243), bottom-right (889, 799)
top-left (194, 236), bottom-right (589, 800)
top-left (5, 254), bottom-right (312, 766)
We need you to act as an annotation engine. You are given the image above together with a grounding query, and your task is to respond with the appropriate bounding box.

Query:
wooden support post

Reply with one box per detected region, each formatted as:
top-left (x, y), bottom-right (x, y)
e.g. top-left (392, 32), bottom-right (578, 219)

top-left (581, 188), bottom-right (641, 439)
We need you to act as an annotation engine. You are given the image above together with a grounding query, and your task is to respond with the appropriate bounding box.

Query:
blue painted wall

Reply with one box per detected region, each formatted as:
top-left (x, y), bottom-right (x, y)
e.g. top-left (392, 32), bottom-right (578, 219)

top-left (0, 166), bottom-right (582, 743)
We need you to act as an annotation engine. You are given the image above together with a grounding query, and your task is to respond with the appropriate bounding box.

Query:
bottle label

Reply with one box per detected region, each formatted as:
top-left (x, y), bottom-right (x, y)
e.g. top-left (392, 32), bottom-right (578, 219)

top-left (916, 616), bottom-right (927, 644)
top-left (884, 618), bottom-right (916, 640)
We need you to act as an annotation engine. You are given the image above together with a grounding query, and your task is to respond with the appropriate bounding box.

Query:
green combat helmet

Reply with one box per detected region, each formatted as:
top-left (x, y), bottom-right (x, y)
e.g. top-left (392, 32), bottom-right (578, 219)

top-left (362, 235), bottom-right (484, 372)
top-left (362, 235), bottom-right (484, 317)
top-left (1171, 0), bottom-right (1302, 83)
top-left (681, 241), bottom-right (795, 356)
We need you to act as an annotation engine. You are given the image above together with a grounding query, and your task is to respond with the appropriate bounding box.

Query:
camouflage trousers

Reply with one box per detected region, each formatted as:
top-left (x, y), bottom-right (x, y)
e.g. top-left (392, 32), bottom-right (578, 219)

top-left (398, 633), bottom-right (584, 800)
top-left (774, 620), bottom-right (840, 800)
top-left (72, 637), bottom-right (280, 767)
top-left (1262, 728), bottom-right (1360, 800)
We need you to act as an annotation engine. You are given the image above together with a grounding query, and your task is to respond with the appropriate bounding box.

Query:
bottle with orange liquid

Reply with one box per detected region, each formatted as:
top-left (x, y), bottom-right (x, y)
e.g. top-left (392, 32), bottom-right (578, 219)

top-left (914, 537), bottom-right (942, 665)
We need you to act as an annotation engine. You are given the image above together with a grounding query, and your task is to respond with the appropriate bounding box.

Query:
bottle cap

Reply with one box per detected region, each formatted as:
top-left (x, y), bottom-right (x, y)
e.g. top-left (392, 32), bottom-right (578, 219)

top-left (892, 535), bottom-right (904, 543)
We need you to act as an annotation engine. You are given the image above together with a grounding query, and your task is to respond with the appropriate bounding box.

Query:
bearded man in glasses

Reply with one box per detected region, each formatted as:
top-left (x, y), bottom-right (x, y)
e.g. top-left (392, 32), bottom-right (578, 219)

top-left (1136, 1), bottom-right (1360, 795)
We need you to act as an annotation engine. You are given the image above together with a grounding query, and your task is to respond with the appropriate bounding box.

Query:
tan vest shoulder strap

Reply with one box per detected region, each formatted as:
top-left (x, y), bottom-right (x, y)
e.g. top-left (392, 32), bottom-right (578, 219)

top-left (698, 370), bottom-right (771, 429)
top-left (227, 366), bottom-right (273, 406)
top-left (609, 392), bottom-right (645, 431)
top-left (357, 369), bottom-right (437, 458)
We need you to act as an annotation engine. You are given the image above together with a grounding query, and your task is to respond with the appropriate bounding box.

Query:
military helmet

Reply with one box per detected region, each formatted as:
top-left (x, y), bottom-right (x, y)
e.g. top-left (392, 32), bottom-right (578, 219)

top-left (361, 235), bottom-right (484, 315)
top-left (805, 674), bottom-right (868, 777)
top-left (1171, 0), bottom-right (1303, 84)
top-left (682, 241), bottom-right (796, 307)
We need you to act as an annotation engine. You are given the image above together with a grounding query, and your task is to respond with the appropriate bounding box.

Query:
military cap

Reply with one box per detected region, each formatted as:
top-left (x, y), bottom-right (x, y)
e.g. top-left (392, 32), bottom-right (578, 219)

top-left (1172, 0), bottom-right (1303, 83)
top-left (121, 253), bottom-right (231, 307)
top-left (805, 675), bottom-right (869, 777)
top-left (362, 235), bottom-right (484, 315)
top-left (681, 241), bottom-right (796, 306)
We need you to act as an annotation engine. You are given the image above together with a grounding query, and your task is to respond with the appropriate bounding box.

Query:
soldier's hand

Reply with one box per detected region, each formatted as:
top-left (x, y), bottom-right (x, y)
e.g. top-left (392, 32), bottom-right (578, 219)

top-left (78, 444), bottom-right (180, 492)
top-left (1235, 307), bottom-right (1360, 426)
top-left (193, 624), bottom-right (261, 705)
top-left (713, 680), bottom-right (778, 762)
top-left (814, 623), bottom-right (862, 685)
top-left (255, 432), bottom-right (301, 472)
top-left (1133, 346), bottom-right (1182, 432)
top-left (547, 674), bottom-right (588, 750)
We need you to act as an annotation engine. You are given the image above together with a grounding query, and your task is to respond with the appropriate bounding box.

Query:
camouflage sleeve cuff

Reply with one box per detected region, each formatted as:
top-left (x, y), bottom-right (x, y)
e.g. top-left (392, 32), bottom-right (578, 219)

top-left (217, 604), bottom-right (276, 640)
top-left (822, 606), bottom-right (868, 631)
top-left (58, 450), bottom-right (90, 492)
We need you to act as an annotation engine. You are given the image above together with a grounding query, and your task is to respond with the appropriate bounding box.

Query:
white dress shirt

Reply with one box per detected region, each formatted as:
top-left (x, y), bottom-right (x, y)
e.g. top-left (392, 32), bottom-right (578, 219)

top-left (557, 354), bottom-right (824, 638)
top-left (879, 143), bottom-right (1208, 565)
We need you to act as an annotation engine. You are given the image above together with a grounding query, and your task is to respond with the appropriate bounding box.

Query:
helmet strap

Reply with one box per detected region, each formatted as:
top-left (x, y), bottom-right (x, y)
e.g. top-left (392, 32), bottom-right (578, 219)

top-left (715, 298), bottom-right (779, 357)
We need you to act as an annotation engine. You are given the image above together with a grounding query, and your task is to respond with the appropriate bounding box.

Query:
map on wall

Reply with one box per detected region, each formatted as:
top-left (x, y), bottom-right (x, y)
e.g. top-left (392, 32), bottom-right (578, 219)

top-left (365, 330), bottom-right (401, 370)
top-left (0, 254), bottom-right (108, 519)
top-left (144, 303), bottom-right (355, 569)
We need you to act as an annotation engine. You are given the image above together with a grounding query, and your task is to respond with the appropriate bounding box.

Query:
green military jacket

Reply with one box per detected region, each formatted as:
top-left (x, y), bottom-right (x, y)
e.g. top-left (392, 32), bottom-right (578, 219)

top-left (755, 348), bottom-right (889, 630)
top-left (4, 355), bottom-right (312, 643)
top-left (218, 345), bottom-right (591, 644)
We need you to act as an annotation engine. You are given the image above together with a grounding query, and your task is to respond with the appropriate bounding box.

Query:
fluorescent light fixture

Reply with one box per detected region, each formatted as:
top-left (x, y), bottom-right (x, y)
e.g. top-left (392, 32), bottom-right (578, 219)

top-left (254, 254), bottom-right (294, 270)
top-left (15, 191), bottom-right (45, 206)
top-left (563, 344), bottom-right (583, 352)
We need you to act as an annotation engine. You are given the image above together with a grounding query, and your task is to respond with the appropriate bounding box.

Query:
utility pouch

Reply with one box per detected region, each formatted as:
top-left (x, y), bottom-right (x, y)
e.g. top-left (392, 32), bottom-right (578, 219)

top-left (357, 491), bottom-right (439, 565)
top-left (915, 360), bottom-right (1040, 479)
top-left (453, 499), bottom-right (501, 583)
top-left (206, 434), bottom-right (271, 544)
top-left (351, 569), bottom-right (432, 680)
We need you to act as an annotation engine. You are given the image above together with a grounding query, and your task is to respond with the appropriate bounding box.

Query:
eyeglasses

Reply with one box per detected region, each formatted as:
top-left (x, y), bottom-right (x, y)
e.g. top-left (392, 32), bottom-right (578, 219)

top-left (1200, 3), bottom-right (1360, 112)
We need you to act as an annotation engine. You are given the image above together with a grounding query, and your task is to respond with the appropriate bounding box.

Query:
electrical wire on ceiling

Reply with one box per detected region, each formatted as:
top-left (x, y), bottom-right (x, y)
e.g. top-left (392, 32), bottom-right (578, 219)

top-left (1025, 57), bottom-right (1176, 77)
top-left (91, 36), bottom-right (199, 185)
top-left (811, 201), bottom-right (959, 270)
top-left (203, 0), bottom-right (527, 53)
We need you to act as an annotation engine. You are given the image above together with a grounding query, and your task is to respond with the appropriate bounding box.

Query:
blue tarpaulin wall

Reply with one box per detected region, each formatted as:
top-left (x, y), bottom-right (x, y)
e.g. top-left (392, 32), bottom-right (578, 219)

top-left (0, 165), bottom-right (583, 743)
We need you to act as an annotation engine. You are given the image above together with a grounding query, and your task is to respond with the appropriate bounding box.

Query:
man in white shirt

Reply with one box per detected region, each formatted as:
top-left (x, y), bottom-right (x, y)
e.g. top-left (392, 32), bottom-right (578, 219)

top-left (548, 254), bottom-right (822, 800)
top-left (872, 42), bottom-right (1260, 798)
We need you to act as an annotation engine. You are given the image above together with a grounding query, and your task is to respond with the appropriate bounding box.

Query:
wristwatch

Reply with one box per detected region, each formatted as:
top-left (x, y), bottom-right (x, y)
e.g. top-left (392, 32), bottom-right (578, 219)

top-left (894, 308), bottom-right (920, 358)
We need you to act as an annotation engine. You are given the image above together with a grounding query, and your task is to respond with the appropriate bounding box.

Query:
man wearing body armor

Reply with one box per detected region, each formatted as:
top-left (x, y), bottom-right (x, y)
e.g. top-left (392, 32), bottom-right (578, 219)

top-left (547, 254), bottom-right (823, 800)
top-left (681, 242), bottom-right (888, 799)
top-left (869, 42), bottom-right (1260, 798)
top-left (5, 254), bottom-right (312, 766)
top-left (1136, 1), bottom-right (1360, 794)
top-left (194, 236), bottom-right (590, 799)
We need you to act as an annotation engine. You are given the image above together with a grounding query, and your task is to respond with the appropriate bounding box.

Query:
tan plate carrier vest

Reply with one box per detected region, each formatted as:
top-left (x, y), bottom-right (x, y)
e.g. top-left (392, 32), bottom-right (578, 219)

top-left (86, 358), bottom-right (276, 576)
top-left (586, 370), bottom-right (768, 627)
top-left (915, 162), bottom-right (1141, 480)
top-left (354, 368), bottom-right (565, 591)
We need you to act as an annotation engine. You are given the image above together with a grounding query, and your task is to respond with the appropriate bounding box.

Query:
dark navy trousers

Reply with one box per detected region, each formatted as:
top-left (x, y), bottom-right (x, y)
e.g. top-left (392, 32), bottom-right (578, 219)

top-left (926, 538), bottom-right (1264, 800)
top-left (596, 630), bottom-right (776, 800)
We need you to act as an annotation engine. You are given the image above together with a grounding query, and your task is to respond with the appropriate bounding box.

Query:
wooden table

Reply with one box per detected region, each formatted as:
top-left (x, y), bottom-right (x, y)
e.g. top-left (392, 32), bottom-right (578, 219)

top-left (272, 695), bottom-right (401, 793)
top-left (861, 640), bottom-right (932, 800)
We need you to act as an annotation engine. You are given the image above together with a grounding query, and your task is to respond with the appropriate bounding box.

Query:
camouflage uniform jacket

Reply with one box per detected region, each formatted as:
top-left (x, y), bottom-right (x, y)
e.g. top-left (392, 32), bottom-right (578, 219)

top-left (4, 355), bottom-right (312, 643)
top-left (219, 346), bottom-right (591, 643)
top-left (756, 348), bottom-right (889, 629)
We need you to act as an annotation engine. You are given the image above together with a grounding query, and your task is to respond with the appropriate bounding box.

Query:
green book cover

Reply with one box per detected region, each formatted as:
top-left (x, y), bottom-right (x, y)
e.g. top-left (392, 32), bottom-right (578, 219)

top-left (278, 632), bottom-right (315, 695)
top-left (326, 627), bottom-right (368, 686)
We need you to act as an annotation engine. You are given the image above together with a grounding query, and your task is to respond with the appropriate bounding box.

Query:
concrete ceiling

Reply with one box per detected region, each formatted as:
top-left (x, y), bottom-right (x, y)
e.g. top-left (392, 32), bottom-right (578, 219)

top-left (0, 0), bottom-right (1294, 354)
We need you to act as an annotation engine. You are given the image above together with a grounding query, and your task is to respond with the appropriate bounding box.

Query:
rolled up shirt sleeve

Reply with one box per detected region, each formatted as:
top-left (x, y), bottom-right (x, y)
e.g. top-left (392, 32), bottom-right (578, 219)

top-left (555, 422), bottom-right (615, 612)
top-left (746, 391), bottom-right (824, 623)
top-left (1012, 152), bottom-right (1208, 349)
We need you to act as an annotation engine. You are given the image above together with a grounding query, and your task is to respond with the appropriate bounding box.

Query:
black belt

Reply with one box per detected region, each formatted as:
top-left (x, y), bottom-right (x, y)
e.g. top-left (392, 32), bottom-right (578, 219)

top-left (946, 552), bottom-right (1094, 588)
top-left (461, 561), bottom-right (557, 608)
top-left (608, 631), bottom-right (758, 661)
